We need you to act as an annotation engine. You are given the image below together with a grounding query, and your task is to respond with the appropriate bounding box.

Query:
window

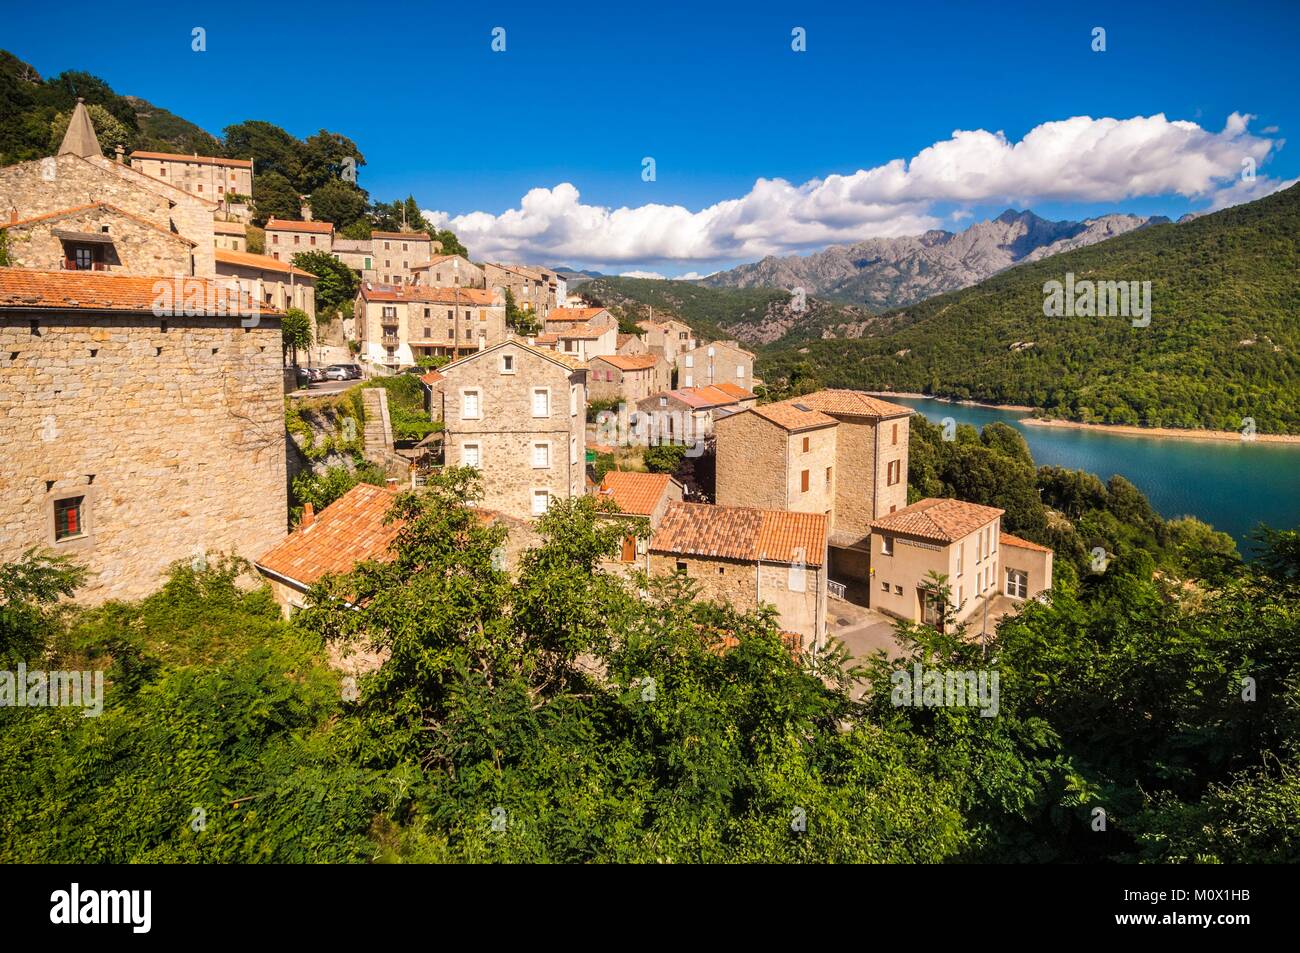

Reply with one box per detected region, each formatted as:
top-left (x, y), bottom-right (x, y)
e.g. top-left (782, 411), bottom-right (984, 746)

top-left (570, 435), bottom-right (578, 465)
top-left (293, 235), bottom-right (300, 245)
top-left (531, 489), bottom-right (550, 516)
top-left (894, 585), bottom-right (903, 595)
top-left (800, 470), bottom-right (809, 492)
top-left (976, 569), bottom-right (983, 592)
top-left (992, 531), bottom-right (998, 553)
top-left (788, 562), bottom-right (806, 593)
top-left (825, 466), bottom-right (833, 487)
top-left (532, 442), bottom-right (550, 468)
top-left (402, 243), bottom-right (409, 251)
top-left (384, 241), bottom-right (391, 250)
top-left (532, 388), bottom-right (550, 418)
top-left (462, 443), bottom-right (480, 467)
top-left (957, 585), bottom-right (964, 605)
top-left (881, 535), bottom-right (893, 556)
top-left (886, 459), bottom-right (902, 486)
top-left (501, 354), bottom-right (514, 374)
top-left (881, 580), bottom-right (890, 592)
top-left (272, 234), bottom-right (279, 244)
top-left (364, 257), bottom-right (371, 270)
top-left (684, 355), bottom-right (694, 368)
top-left (802, 436), bottom-right (809, 452)
top-left (736, 364), bottom-right (745, 379)
top-left (683, 375), bottom-right (693, 387)
top-left (310, 236), bottom-right (316, 246)
top-left (462, 390), bottom-right (481, 419)
top-left (570, 385), bottom-right (578, 417)
top-left (423, 328), bottom-right (431, 338)
top-left (1006, 568), bottom-right (1028, 599)
top-left (676, 561), bottom-right (688, 573)
top-left (956, 544), bottom-right (964, 576)
top-left (53, 496), bottom-right (85, 541)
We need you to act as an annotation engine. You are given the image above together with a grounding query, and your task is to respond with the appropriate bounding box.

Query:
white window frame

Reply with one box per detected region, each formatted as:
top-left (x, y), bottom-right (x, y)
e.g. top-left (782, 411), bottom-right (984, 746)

top-left (531, 441), bottom-right (551, 469)
top-left (531, 488), bottom-right (550, 516)
top-left (462, 442), bottom-right (481, 468)
top-left (1006, 568), bottom-right (1028, 599)
top-left (880, 535), bottom-right (893, 556)
top-left (500, 353), bottom-right (515, 374)
top-left (532, 387), bottom-right (551, 418)
top-left (461, 388), bottom-right (482, 420)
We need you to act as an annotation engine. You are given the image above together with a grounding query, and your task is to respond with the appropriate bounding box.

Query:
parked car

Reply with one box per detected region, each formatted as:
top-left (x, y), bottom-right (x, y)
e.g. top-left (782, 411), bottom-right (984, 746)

top-left (323, 365), bottom-right (351, 381)
top-left (326, 363), bottom-right (363, 380)
top-left (306, 367), bottom-right (327, 382)
top-left (294, 367), bottom-right (311, 388)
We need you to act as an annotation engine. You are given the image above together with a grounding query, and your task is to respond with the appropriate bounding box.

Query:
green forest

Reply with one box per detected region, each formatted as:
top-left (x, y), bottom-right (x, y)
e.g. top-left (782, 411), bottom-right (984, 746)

top-left (762, 184), bottom-right (1300, 433)
top-left (3, 426), bottom-right (1296, 863)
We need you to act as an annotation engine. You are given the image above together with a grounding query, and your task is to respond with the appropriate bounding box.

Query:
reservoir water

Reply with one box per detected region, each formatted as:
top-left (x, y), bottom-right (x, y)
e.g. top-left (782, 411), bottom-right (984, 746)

top-left (887, 397), bottom-right (1299, 555)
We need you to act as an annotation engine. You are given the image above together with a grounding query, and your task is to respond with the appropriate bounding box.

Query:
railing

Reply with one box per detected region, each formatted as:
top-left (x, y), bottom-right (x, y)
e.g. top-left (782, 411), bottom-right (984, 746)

top-left (61, 259), bottom-right (109, 271)
top-left (828, 580), bottom-right (847, 601)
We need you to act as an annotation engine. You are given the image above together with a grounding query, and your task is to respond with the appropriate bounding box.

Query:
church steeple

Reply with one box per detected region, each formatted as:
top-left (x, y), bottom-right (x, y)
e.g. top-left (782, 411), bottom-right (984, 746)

top-left (58, 98), bottom-right (102, 158)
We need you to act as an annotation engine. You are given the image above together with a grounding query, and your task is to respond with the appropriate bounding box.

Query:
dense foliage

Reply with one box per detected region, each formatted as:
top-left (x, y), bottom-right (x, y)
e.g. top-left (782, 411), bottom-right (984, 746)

top-left (763, 184), bottom-right (1300, 433)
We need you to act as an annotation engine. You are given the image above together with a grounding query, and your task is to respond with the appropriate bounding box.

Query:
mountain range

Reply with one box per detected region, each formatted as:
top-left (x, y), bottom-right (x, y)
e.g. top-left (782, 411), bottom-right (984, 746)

top-left (702, 209), bottom-right (1170, 311)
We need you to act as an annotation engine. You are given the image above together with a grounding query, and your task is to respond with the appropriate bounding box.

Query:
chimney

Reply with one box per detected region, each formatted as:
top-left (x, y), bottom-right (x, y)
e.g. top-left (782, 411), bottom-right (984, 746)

top-left (301, 503), bottom-right (315, 526)
top-left (8, 208), bottom-right (16, 224)
top-left (115, 145), bottom-right (124, 164)
top-left (385, 478), bottom-right (399, 490)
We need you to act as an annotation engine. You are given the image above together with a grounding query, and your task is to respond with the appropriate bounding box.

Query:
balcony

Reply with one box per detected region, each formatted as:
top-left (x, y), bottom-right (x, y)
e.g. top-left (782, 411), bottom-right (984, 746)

top-left (381, 332), bottom-right (399, 346)
top-left (61, 258), bottom-right (111, 271)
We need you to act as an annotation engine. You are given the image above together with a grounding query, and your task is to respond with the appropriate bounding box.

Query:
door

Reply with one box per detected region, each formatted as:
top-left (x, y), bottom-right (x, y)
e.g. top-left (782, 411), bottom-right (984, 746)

top-left (621, 534), bottom-right (637, 563)
top-left (920, 588), bottom-right (943, 628)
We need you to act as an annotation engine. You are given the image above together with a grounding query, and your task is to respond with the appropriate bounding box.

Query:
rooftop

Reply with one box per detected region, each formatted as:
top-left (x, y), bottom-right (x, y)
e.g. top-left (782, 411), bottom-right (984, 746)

top-left (0, 268), bottom-right (277, 316)
top-left (264, 218), bottom-right (335, 235)
top-left (371, 231), bottom-right (432, 241)
top-left (214, 248), bottom-right (317, 279)
top-left (651, 501), bottom-right (827, 566)
top-left (795, 389), bottom-right (914, 419)
top-left (871, 497), bottom-right (1005, 544)
top-left (256, 483), bottom-right (402, 589)
top-left (131, 151), bottom-right (253, 169)
top-left (548, 306), bottom-right (608, 323)
top-left (361, 285), bottom-right (499, 306)
top-left (594, 354), bottom-right (660, 371)
top-left (746, 399), bottom-right (838, 432)
top-left (597, 471), bottom-right (675, 516)
top-left (1000, 531), bottom-right (1053, 554)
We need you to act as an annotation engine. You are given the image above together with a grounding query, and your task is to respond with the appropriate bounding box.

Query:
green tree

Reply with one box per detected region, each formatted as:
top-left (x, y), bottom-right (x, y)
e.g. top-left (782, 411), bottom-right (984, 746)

top-left (48, 103), bottom-right (130, 156)
top-left (251, 171), bottom-right (301, 226)
top-left (291, 250), bottom-right (359, 318)
top-left (503, 288), bottom-right (540, 336)
top-left (308, 179), bottom-right (368, 230)
top-left (281, 307), bottom-right (313, 367)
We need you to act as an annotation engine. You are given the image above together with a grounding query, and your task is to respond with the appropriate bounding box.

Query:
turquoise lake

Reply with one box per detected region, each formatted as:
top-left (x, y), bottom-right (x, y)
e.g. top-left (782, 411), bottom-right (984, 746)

top-left (886, 397), bottom-right (1299, 555)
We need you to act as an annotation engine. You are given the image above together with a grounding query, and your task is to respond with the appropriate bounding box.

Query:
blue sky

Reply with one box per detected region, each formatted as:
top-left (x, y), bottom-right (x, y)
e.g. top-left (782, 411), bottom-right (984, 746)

top-left (6, 0), bottom-right (1298, 274)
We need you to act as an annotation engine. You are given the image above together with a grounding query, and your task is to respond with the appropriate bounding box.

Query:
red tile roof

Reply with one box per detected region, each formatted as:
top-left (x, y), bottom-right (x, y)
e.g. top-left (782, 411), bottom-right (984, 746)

top-left (555, 320), bottom-right (611, 340)
top-left (419, 369), bottom-right (445, 386)
top-left (215, 248), bottom-right (316, 279)
top-left (212, 220), bottom-right (247, 235)
top-left (265, 218), bottom-right (335, 235)
top-left (361, 285), bottom-right (499, 306)
top-left (653, 385), bottom-right (740, 410)
top-left (0, 268), bottom-right (277, 315)
top-left (651, 502), bottom-right (826, 566)
top-left (548, 306), bottom-right (608, 323)
top-left (594, 354), bottom-right (660, 371)
top-left (712, 381), bottom-right (755, 400)
top-left (747, 399), bottom-right (837, 432)
top-left (131, 151), bottom-right (252, 169)
top-left (796, 389), bottom-right (914, 419)
top-left (1000, 531), bottom-right (1053, 554)
top-left (871, 498), bottom-right (1004, 544)
top-left (598, 471), bottom-right (674, 516)
top-left (256, 484), bottom-right (401, 588)
top-left (0, 201), bottom-right (197, 246)
top-left (371, 231), bottom-right (432, 241)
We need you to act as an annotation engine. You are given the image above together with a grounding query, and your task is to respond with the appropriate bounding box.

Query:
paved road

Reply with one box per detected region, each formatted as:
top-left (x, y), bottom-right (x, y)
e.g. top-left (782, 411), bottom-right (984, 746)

top-left (288, 379), bottom-right (356, 398)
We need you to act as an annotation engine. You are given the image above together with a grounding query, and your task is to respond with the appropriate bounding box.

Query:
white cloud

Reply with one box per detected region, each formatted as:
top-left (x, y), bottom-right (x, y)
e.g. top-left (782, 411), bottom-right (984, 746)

top-left (425, 113), bottom-right (1280, 268)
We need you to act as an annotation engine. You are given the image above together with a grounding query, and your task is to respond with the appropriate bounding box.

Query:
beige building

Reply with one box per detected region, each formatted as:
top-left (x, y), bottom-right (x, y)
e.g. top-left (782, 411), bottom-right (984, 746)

top-left (546, 306), bottom-right (615, 334)
top-left (432, 340), bottom-right (588, 522)
top-left (595, 470), bottom-right (685, 567)
top-left (265, 218), bottom-right (334, 262)
top-left (369, 231), bottom-right (436, 285)
top-left (483, 262), bottom-right (556, 318)
top-left (868, 498), bottom-right (1006, 628)
top-left (535, 319), bottom-right (617, 362)
top-left (128, 150), bottom-right (254, 213)
top-left (412, 254), bottom-right (486, 289)
top-left (356, 284), bottom-right (505, 368)
top-left (634, 385), bottom-right (749, 441)
top-left (648, 502), bottom-right (829, 649)
top-left (677, 339), bottom-right (754, 390)
top-left (1, 202), bottom-right (196, 276)
top-left (0, 268), bottom-right (287, 604)
top-left (587, 353), bottom-right (670, 404)
top-left (215, 249), bottom-right (317, 319)
top-left (213, 220), bottom-right (248, 252)
top-left (0, 102), bottom-right (220, 277)
top-left (638, 317), bottom-right (696, 366)
top-left (998, 532), bottom-right (1054, 606)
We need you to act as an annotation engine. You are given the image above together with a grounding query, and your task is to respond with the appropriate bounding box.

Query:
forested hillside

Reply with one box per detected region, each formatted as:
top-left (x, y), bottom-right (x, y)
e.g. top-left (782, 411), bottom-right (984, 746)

top-left (762, 184), bottom-right (1300, 433)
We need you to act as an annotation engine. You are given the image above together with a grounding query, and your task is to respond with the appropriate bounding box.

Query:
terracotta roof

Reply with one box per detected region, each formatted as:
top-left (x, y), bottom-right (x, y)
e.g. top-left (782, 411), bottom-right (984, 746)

top-left (0, 267), bottom-right (278, 315)
top-left (796, 389), bottom-right (914, 418)
top-left (419, 369), bottom-right (445, 386)
top-left (0, 201), bottom-right (198, 246)
top-left (131, 151), bottom-right (253, 169)
top-left (746, 399), bottom-right (837, 432)
top-left (361, 285), bottom-right (499, 306)
top-left (598, 471), bottom-right (674, 516)
top-left (871, 498), bottom-right (1004, 545)
top-left (256, 484), bottom-right (401, 589)
top-left (548, 307), bottom-right (608, 323)
top-left (440, 338), bottom-right (585, 374)
top-left (411, 254), bottom-right (471, 270)
top-left (1000, 531), bottom-right (1053, 554)
top-left (651, 502), bottom-right (826, 566)
top-left (555, 320), bottom-right (611, 340)
top-left (653, 386), bottom-right (739, 410)
top-left (265, 218), bottom-right (335, 235)
top-left (533, 332), bottom-right (559, 344)
top-left (212, 220), bottom-right (247, 235)
top-left (594, 354), bottom-right (660, 371)
top-left (371, 231), bottom-right (432, 241)
top-left (215, 248), bottom-right (316, 278)
top-left (712, 381), bottom-right (756, 400)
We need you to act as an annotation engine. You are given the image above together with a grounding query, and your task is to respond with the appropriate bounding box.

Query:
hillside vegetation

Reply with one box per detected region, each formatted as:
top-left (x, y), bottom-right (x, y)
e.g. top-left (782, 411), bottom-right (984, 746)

top-left (762, 184), bottom-right (1300, 433)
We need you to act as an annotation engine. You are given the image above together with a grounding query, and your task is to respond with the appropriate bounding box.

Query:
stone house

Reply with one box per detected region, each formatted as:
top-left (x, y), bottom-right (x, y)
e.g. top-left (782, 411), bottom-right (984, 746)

top-left (412, 254), bottom-right (486, 289)
top-left (0, 268), bottom-right (287, 604)
top-left (0, 103), bottom-right (219, 276)
top-left (676, 339), bottom-right (754, 390)
top-left (634, 385), bottom-right (744, 442)
top-left (265, 219), bottom-right (334, 262)
top-left (587, 353), bottom-right (670, 404)
top-left (214, 249), bottom-right (317, 320)
top-left (483, 262), bottom-right (554, 318)
top-left (648, 501), bottom-right (829, 649)
top-left (356, 284), bottom-right (505, 369)
top-left (369, 231), bottom-right (435, 285)
top-left (616, 333), bottom-right (648, 356)
top-left (638, 317), bottom-right (696, 366)
top-left (432, 340), bottom-right (588, 522)
top-left (868, 498), bottom-right (1008, 628)
top-left (128, 151), bottom-right (253, 201)
top-left (535, 320), bottom-right (617, 362)
top-left (213, 220), bottom-right (248, 252)
top-left (1, 202), bottom-right (196, 276)
top-left (595, 470), bottom-right (685, 567)
top-left (545, 306), bottom-right (616, 334)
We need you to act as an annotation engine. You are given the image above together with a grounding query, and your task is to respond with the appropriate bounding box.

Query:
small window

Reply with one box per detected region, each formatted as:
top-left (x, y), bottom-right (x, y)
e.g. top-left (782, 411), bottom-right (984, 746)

top-left (676, 561), bottom-right (688, 574)
top-left (531, 489), bottom-right (550, 516)
top-left (463, 390), bottom-right (481, 419)
top-left (54, 496), bottom-right (85, 541)
top-left (802, 436), bottom-right (809, 452)
top-left (881, 535), bottom-right (894, 556)
top-left (532, 442), bottom-right (550, 468)
top-left (891, 422), bottom-right (899, 445)
top-left (532, 388), bottom-right (549, 418)
top-left (880, 580), bottom-right (890, 592)
top-left (462, 443), bottom-right (481, 467)
top-left (825, 466), bottom-right (832, 487)
top-left (800, 469), bottom-right (809, 493)
top-left (894, 585), bottom-right (903, 596)
top-left (501, 354), bottom-right (515, 374)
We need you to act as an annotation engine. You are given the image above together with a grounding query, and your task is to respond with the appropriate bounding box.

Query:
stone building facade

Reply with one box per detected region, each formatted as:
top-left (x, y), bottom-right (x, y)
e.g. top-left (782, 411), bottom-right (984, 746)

top-left (1, 203), bottom-right (195, 276)
top-left (676, 339), bottom-right (754, 390)
top-left (434, 341), bottom-right (587, 522)
top-left (638, 317), bottom-right (696, 366)
top-left (128, 151), bottom-right (253, 208)
top-left (412, 255), bottom-right (486, 289)
top-left (587, 354), bottom-right (670, 404)
top-left (0, 269), bottom-right (287, 604)
top-left (369, 231), bottom-right (435, 285)
top-left (483, 263), bottom-right (555, 318)
top-left (214, 249), bottom-right (317, 320)
top-left (213, 220), bottom-right (248, 252)
top-left (265, 219), bottom-right (334, 262)
top-left (356, 285), bottom-right (506, 368)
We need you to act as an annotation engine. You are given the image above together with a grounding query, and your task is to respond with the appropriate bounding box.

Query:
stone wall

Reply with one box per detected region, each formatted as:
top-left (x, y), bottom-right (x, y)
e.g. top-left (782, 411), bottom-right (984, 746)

top-left (714, 411), bottom-right (789, 510)
top-left (783, 424), bottom-right (838, 521)
top-left (0, 310), bottom-right (287, 604)
top-left (438, 343), bottom-right (586, 521)
top-left (2, 205), bottom-right (192, 276)
top-left (832, 415), bottom-right (910, 543)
